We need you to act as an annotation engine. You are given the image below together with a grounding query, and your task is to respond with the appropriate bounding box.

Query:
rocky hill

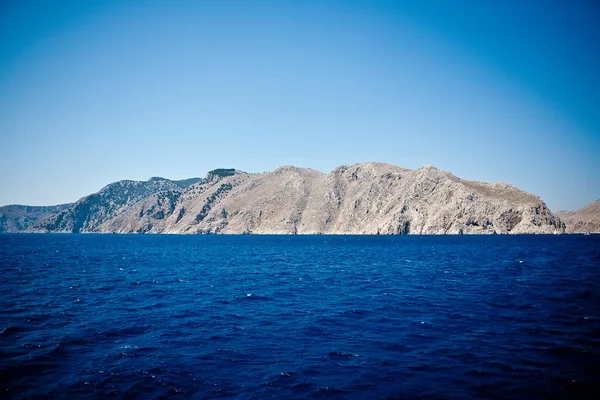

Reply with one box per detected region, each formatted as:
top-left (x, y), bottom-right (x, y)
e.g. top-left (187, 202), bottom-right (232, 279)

top-left (555, 200), bottom-right (600, 233)
top-left (34, 177), bottom-right (200, 233)
top-left (26, 163), bottom-right (564, 234)
top-left (0, 204), bottom-right (72, 232)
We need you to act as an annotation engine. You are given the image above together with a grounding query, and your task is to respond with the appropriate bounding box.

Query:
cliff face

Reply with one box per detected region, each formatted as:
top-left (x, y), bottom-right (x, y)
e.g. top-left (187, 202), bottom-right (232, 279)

top-left (556, 200), bottom-right (600, 233)
top-left (29, 163), bottom-right (564, 235)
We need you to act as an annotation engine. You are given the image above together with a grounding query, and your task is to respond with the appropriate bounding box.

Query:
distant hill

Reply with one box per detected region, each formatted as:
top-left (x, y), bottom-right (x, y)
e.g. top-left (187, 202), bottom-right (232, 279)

top-left (11, 163), bottom-right (565, 235)
top-left (0, 204), bottom-right (73, 232)
top-left (555, 200), bottom-right (600, 233)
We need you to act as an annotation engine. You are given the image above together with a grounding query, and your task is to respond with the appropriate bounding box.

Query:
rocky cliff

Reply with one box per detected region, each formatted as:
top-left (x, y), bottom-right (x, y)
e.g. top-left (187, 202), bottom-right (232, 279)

top-left (555, 200), bottom-right (600, 233)
top-left (28, 163), bottom-right (564, 234)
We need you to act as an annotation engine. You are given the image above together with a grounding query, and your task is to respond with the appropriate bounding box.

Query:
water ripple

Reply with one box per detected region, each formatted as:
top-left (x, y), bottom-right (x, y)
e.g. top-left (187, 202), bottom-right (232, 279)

top-left (0, 234), bottom-right (599, 399)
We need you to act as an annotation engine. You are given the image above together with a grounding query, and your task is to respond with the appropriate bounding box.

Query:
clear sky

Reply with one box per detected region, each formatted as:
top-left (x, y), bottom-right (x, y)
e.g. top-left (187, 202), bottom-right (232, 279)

top-left (1, 0), bottom-right (598, 211)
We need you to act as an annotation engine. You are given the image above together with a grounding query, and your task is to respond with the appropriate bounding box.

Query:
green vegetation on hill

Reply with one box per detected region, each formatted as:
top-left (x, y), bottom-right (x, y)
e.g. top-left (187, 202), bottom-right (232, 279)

top-left (208, 169), bottom-right (236, 178)
top-left (195, 183), bottom-right (233, 223)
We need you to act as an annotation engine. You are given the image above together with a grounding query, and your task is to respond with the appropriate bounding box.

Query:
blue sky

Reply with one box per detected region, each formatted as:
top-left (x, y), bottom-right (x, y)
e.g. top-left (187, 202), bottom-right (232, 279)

top-left (1, 0), bottom-right (598, 211)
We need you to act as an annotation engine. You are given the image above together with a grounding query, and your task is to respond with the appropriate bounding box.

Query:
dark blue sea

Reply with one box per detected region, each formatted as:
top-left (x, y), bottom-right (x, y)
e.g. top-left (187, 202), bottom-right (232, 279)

top-left (1, 234), bottom-right (599, 399)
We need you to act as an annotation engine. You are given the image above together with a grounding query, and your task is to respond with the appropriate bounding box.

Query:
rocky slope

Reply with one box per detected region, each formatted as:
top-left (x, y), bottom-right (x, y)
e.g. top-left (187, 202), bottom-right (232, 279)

top-left (29, 163), bottom-right (564, 234)
top-left (34, 177), bottom-right (200, 233)
top-left (555, 200), bottom-right (600, 233)
top-left (0, 204), bottom-right (72, 232)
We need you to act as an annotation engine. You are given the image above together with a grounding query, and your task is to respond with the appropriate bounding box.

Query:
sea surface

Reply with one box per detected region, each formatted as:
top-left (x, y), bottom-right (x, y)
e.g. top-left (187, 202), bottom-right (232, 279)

top-left (1, 234), bottom-right (599, 399)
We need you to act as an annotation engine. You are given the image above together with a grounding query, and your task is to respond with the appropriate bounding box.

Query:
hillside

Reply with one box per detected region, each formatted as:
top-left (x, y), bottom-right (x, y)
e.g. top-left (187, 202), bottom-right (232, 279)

top-left (555, 200), bottom-right (600, 233)
top-left (34, 177), bottom-right (200, 233)
top-left (0, 204), bottom-right (72, 232)
top-left (26, 163), bottom-right (564, 235)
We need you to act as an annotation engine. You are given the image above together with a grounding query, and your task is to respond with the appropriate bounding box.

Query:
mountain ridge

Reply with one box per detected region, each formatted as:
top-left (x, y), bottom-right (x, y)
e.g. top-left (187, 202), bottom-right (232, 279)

top-left (1, 162), bottom-right (569, 235)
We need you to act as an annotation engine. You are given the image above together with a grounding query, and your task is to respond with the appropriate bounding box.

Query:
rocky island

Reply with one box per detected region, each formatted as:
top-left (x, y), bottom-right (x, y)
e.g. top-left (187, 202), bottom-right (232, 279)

top-left (1, 163), bottom-right (574, 235)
